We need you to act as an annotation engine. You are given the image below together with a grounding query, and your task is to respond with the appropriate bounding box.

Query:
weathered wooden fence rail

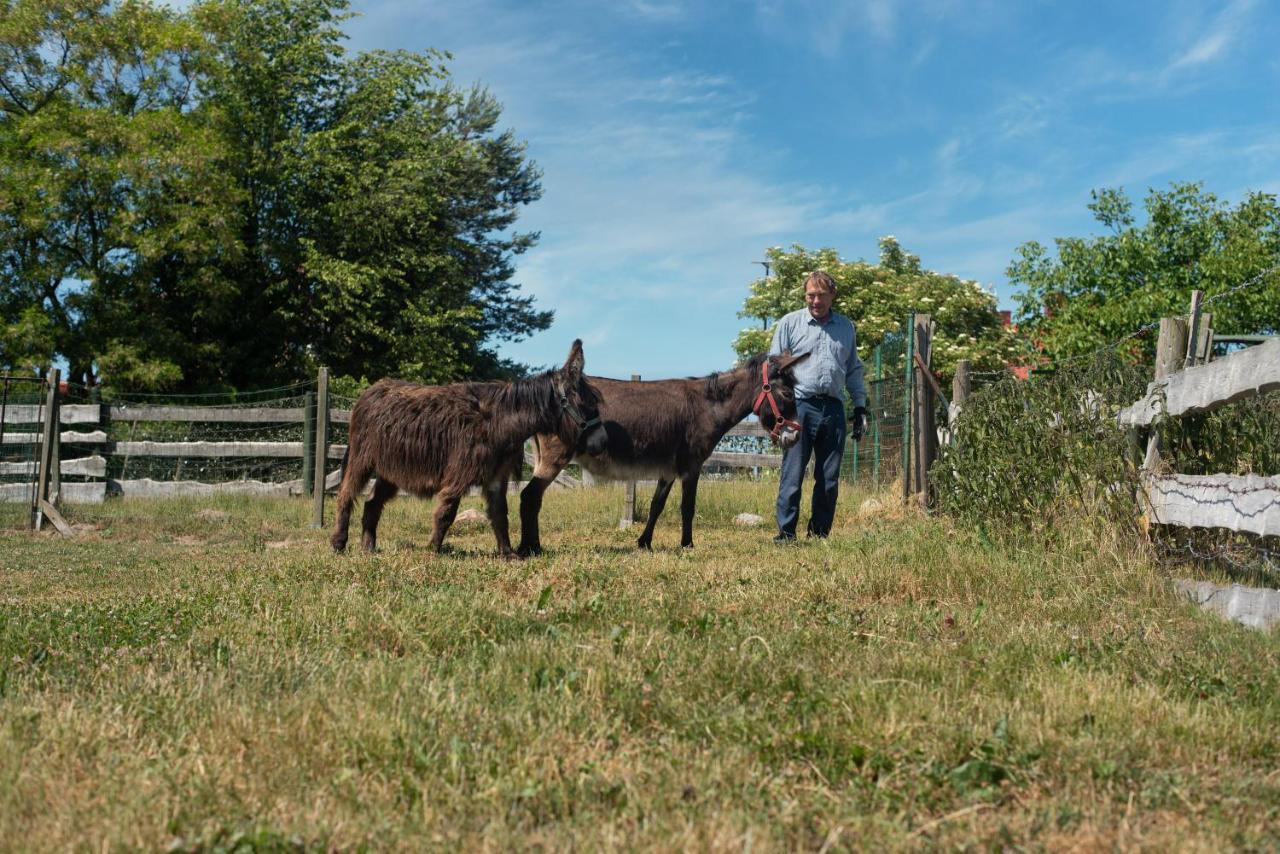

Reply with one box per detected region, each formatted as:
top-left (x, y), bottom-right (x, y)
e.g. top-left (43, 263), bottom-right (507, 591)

top-left (2, 394), bottom-right (781, 507)
top-left (1117, 302), bottom-right (1280, 538)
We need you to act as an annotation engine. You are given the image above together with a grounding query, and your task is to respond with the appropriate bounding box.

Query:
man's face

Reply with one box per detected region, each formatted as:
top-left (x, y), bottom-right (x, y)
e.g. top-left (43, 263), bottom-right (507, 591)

top-left (804, 282), bottom-right (835, 321)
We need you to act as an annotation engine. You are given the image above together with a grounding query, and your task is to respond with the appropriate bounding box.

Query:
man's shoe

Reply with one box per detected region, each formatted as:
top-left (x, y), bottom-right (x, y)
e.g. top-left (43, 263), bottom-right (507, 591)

top-left (773, 533), bottom-right (797, 544)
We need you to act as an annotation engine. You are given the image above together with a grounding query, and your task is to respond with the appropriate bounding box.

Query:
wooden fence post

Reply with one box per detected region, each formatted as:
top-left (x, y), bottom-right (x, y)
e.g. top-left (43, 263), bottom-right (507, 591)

top-left (310, 367), bottom-right (329, 528)
top-left (1184, 289), bottom-right (1204, 369)
top-left (33, 368), bottom-right (60, 530)
top-left (1143, 317), bottom-right (1189, 472)
top-left (620, 373), bottom-right (639, 529)
top-left (952, 359), bottom-right (971, 407)
top-left (912, 315), bottom-right (937, 508)
top-left (49, 376), bottom-right (61, 501)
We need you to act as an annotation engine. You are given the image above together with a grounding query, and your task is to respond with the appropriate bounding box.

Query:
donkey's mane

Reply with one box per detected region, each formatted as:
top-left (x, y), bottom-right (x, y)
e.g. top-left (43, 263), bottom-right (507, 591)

top-left (496, 370), bottom-right (559, 414)
top-left (464, 369), bottom-right (601, 418)
top-left (703, 353), bottom-right (768, 402)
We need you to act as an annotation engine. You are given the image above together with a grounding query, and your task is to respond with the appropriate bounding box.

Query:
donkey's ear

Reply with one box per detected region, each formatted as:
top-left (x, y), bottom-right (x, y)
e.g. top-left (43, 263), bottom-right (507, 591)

top-left (562, 339), bottom-right (586, 382)
top-left (776, 351), bottom-right (811, 373)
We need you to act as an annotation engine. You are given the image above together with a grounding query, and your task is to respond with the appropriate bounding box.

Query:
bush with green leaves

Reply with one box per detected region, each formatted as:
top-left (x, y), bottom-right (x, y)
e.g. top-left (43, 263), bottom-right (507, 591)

top-left (933, 353), bottom-right (1148, 532)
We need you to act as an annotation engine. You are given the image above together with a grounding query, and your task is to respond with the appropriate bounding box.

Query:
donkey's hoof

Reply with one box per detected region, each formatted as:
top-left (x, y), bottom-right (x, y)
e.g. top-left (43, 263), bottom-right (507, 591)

top-left (516, 545), bottom-right (542, 558)
top-left (636, 539), bottom-right (653, 551)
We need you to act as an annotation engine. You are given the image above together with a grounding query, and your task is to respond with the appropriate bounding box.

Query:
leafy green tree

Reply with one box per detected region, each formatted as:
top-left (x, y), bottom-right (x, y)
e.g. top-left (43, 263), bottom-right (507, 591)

top-left (735, 238), bottom-right (1023, 379)
top-left (1010, 183), bottom-right (1280, 362)
top-left (2, 0), bottom-right (548, 392)
top-left (0, 0), bottom-right (236, 390)
top-left (0, 305), bottom-right (56, 374)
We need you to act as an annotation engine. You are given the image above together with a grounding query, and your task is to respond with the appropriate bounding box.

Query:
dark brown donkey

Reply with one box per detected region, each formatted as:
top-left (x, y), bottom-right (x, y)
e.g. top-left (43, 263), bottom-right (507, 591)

top-left (331, 340), bottom-right (607, 556)
top-left (517, 351), bottom-right (810, 554)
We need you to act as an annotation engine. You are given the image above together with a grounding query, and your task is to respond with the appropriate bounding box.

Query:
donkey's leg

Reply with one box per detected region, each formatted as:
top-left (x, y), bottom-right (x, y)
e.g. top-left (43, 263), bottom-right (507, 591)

top-left (517, 476), bottom-right (551, 557)
top-left (360, 477), bottom-right (398, 553)
top-left (485, 479), bottom-right (517, 558)
top-left (517, 437), bottom-right (570, 557)
top-left (430, 487), bottom-right (466, 552)
top-left (330, 459), bottom-right (373, 553)
top-left (679, 471), bottom-right (701, 548)
top-left (636, 477), bottom-right (675, 550)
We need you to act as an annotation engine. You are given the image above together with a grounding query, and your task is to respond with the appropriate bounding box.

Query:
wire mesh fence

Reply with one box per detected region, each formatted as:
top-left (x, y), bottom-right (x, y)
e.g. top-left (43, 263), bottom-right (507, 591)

top-left (92, 381), bottom-right (322, 489)
top-left (0, 375), bottom-right (48, 517)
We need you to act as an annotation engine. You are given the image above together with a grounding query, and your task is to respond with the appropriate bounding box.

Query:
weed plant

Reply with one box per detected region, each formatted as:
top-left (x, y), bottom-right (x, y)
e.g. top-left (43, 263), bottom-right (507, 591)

top-left (1159, 390), bottom-right (1280, 477)
top-left (1, 483), bottom-right (1278, 850)
top-left (933, 353), bottom-right (1147, 537)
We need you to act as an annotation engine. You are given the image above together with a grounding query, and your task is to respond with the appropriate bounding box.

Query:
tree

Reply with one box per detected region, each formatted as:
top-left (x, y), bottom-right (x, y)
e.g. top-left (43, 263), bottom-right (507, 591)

top-left (1, 0), bottom-right (548, 392)
top-left (0, 0), bottom-right (236, 389)
top-left (0, 305), bottom-right (55, 374)
top-left (179, 0), bottom-right (548, 388)
top-left (1010, 183), bottom-right (1280, 362)
top-left (734, 238), bottom-right (1023, 379)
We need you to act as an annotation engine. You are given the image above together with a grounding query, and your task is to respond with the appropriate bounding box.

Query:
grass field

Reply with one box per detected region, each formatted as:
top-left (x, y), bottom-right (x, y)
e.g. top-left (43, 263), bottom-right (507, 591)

top-left (2, 482), bottom-right (1278, 851)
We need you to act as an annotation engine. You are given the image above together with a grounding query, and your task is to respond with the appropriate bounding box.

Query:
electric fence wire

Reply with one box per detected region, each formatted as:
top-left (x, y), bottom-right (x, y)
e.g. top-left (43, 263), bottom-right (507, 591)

top-left (93, 378), bottom-right (317, 403)
top-left (1036, 257), bottom-right (1280, 373)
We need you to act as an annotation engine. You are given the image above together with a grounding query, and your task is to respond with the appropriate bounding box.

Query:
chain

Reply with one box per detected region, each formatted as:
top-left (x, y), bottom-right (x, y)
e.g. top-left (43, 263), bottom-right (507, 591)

top-left (1201, 258), bottom-right (1280, 309)
top-left (1156, 536), bottom-right (1279, 577)
top-left (1149, 472), bottom-right (1280, 497)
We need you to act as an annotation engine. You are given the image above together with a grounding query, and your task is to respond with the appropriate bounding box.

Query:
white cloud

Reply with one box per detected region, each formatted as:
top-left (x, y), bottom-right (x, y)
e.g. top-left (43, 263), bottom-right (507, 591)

top-left (1164, 0), bottom-right (1256, 76)
top-left (625, 0), bottom-right (688, 22)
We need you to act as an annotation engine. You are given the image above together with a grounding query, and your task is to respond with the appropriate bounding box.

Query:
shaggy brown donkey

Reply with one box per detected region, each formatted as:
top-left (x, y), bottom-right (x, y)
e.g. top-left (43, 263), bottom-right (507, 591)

top-left (517, 351), bottom-right (809, 554)
top-left (331, 340), bottom-right (606, 556)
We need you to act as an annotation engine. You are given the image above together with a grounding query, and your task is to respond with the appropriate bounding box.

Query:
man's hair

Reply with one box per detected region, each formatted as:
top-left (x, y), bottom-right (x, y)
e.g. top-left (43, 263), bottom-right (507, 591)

top-left (804, 270), bottom-right (837, 295)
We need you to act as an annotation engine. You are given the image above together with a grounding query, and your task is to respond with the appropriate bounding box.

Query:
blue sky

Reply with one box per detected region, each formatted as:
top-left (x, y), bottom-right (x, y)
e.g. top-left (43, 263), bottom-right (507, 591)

top-left (345, 0), bottom-right (1280, 379)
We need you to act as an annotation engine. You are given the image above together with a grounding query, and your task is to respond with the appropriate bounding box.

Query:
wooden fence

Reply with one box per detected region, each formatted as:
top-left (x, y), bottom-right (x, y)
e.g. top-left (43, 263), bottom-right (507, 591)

top-left (1117, 296), bottom-right (1280, 538)
top-left (2, 373), bottom-right (788, 534)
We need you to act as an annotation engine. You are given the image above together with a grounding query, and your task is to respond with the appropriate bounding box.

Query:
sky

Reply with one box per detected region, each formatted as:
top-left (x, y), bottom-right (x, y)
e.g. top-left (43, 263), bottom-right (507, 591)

top-left (342, 0), bottom-right (1280, 379)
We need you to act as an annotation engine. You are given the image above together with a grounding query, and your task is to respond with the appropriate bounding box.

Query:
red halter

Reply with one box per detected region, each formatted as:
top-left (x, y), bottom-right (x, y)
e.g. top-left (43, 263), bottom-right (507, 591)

top-left (752, 359), bottom-right (802, 443)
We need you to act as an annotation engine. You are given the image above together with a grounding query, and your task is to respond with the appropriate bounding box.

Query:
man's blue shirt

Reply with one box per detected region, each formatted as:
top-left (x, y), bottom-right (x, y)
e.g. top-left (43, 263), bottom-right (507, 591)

top-left (768, 308), bottom-right (867, 408)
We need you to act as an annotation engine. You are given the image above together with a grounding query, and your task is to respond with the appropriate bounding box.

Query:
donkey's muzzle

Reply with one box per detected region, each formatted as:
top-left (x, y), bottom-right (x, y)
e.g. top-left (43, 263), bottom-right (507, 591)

top-left (777, 424), bottom-right (801, 449)
top-left (581, 422), bottom-right (609, 456)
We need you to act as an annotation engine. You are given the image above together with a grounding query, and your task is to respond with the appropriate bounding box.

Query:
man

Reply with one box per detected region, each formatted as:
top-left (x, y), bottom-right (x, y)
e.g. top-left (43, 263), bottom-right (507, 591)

top-left (768, 270), bottom-right (867, 541)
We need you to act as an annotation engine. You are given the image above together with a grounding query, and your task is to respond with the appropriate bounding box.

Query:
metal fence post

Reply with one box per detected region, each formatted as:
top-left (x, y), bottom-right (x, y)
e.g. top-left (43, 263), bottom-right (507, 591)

top-left (872, 346), bottom-right (882, 485)
top-left (912, 315), bottom-right (936, 508)
top-left (620, 373), bottom-right (639, 528)
top-left (901, 314), bottom-right (914, 502)
top-left (310, 367), bottom-right (329, 528)
top-left (302, 390), bottom-right (316, 496)
top-left (850, 407), bottom-right (859, 484)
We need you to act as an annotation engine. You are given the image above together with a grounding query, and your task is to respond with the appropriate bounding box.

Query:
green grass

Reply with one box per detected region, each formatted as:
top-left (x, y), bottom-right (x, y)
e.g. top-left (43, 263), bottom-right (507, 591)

top-left (1, 483), bottom-right (1278, 850)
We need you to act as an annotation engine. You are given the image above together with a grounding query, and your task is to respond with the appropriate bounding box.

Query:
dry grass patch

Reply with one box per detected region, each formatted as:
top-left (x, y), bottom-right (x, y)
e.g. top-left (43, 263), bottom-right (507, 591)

top-left (1, 482), bottom-right (1278, 850)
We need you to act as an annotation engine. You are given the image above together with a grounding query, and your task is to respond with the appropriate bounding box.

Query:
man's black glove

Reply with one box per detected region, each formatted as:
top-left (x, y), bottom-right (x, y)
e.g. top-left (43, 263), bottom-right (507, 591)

top-left (851, 406), bottom-right (867, 441)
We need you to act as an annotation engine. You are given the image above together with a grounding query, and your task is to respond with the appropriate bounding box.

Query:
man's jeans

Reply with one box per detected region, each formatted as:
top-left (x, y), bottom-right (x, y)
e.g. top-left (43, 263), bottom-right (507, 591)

top-left (776, 397), bottom-right (847, 538)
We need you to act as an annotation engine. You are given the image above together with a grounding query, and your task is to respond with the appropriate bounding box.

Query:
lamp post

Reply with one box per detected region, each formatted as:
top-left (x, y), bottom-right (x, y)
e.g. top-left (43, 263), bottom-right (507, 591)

top-left (752, 261), bottom-right (772, 329)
